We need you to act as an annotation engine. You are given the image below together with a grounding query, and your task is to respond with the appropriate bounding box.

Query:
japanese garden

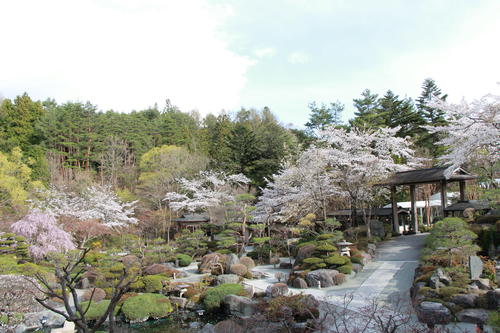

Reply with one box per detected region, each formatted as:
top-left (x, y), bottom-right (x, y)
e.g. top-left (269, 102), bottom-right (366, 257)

top-left (0, 78), bottom-right (498, 333)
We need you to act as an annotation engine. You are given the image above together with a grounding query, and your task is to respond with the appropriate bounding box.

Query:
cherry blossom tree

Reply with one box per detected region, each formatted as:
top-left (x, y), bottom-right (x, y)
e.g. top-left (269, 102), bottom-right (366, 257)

top-left (427, 92), bottom-right (499, 186)
top-left (254, 148), bottom-right (335, 224)
top-left (255, 126), bottom-right (419, 238)
top-left (11, 209), bottom-right (75, 259)
top-left (32, 185), bottom-right (138, 228)
top-left (164, 171), bottom-right (250, 214)
top-left (318, 126), bottom-right (420, 233)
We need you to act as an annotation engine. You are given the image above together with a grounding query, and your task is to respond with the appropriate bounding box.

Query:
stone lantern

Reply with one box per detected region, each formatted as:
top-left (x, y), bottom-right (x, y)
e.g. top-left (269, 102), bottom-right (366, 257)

top-left (337, 240), bottom-right (354, 257)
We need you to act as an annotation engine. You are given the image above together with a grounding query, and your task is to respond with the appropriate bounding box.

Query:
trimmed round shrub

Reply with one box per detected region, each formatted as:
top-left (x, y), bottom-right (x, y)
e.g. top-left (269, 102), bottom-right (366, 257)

top-left (303, 257), bottom-right (324, 265)
top-left (142, 275), bottom-right (165, 293)
top-left (79, 300), bottom-right (119, 321)
top-left (230, 264), bottom-right (248, 276)
top-left (324, 255), bottom-right (349, 266)
top-left (337, 265), bottom-right (352, 275)
top-left (333, 273), bottom-right (346, 285)
top-left (121, 293), bottom-right (173, 322)
top-left (316, 244), bottom-right (337, 252)
top-left (239, 256), bottom-right (255, 269)
top-left (203, 283), bottom-right (245, 310)
top-left (176, 254), bottom-right (192, 267)
top-left (350, 256), bottom-right (363, 265)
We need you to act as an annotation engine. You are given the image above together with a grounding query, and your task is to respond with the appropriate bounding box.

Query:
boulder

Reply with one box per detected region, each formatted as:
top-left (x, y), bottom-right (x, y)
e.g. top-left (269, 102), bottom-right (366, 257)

top-left (169, 296), bottom-right (188, 309)
top-left (473, 278), bottom-right (491, 290)
top-left (305, 269), bottom-right (337, 288)
top-left (451, 294), bottom-right (479, 308)
top-left (200, 323), bottom-right (216, 333)
top-left (0, 275), bottom-right (45, 314)
top-left (23, 310), bottom-right (66, 330)
top-left (198, 253), bottom-right (227, 275)
top-left (243, 284), bottom-right (255, 298)
top-left (214, 320), bottom-right (245, 333)
top-left (121, 254), bottom-right (140, 266)
top-left (370, 220), bottom-right (385, 238)
top-left (455, 309), bottom-right (489, 324)
top-left (291, 277), bottom-right (308, 289)
top-left (294, 244), bottom-right (316, 267)
top-left (50, 321), bottom-right (75, 333)
top-left (143, 263), bottom-right (169, 275)
top-left (367, 243), bottom-right (376, 256)
top-left (429, 268), bottom-right (451, 289)
top-left (81, 287), bottom-right (106, 303)
top-left (360, 252), bottom-right (372, 265)
top-left (225, 253), bottom-right (240, 272)
top-left (469, 255), bottom-right (483, 280)
top-left (411, 282), bottom-right (427, 300)
top-left (351, 263), bottom-right (363, 274)
top-left (484, 289), bottom-right (500, 310)
top-left (266, 283), bottom-right (289, 298)
top-left (279, 262), bottom-right (293, 269)
top-left (223, 295), bottom-right (258, 318)
top-left (239, 256), bottom-right (256, 270)
top-left (415, 301), bottom-right (452, 324)
top-left (250, 271), bottom-right (267, 279)
top-left (215, 274), bottom-right (240, 285)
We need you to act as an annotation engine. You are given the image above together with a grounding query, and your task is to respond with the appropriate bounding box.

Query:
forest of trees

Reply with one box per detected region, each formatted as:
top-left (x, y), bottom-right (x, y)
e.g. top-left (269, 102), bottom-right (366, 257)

top-left (0, 78), bottom-right (494, 224)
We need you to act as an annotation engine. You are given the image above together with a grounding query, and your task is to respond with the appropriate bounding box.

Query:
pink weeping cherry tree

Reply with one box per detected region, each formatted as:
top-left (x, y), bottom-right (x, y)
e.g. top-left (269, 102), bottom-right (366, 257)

top-left (11, 209), bottom-right (76, 260)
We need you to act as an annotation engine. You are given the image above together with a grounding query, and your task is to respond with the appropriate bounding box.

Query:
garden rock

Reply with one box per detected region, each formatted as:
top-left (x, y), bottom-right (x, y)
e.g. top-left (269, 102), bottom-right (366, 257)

top-left (266, 283), bottom-right (289, 298)
top-left (484, 289), bottom-right (500, 310)
top-left (199, 253), bottom-right (226, 274)
top-left (81, 287), bottom-right (106, 302)
top-left (429, 268), bottom-right (451, 288)
top-left (451, 294), bottom-right (478, 308)
top-left (370, 220), bottom-right (385, 238)
top-left (279, 262), bottom-right (293, 269)
top-left (456, 309), bottom-right (489, 324)
top-left (305, 269), bottom-right (336, 288)
top-left (215, 274), bottom-right (240, 285)
top-left (469, 255), bottom-right (483, 280)
top-left (223, 295), bottom-right (258, 318)
top-left (200, 323), bottom-right (216, 333)
top-left (169, 296), bottom-right (188, 309)
top-left (351, 263), bottom-right (363, 273)
top-left (225, 253), bottom-right (240, 272)
top-left (0, 275), bottom-right (45, 314)
top-left (291, 277), bottom-right (308, 289)
top-left (50, 321), bottom-right (75, 333)
top-left (360, 252), bottom-right (372, 265)
top-left (214, 319), bottom-right (245, 333)
top-left (367, 243), bottom-right (376, 256)
top-left (294, 244), bottom-right (316, 267)
top-left (244, 284), bottom-right (255, 298)
top-left (23, 310), bottom-right (66, 329)
top-left (415, 301), bottom-right (452, 324)
top-left (473, 278), bottom-right (491, 290)
top-left (143, 263), bottom-right (170, 275)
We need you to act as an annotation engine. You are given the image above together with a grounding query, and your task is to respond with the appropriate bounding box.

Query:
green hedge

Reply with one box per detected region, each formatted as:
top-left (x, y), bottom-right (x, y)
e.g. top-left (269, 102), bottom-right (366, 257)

top-left (121, 293), bottom-right (173, 321)
top-left (337, 264), bottom-right (352, 274)
top-left (79, 300), bottom-right (119, 321)
top-left (203, 283), bottom-right (244, 310)
top-left (176, 254), bottom-right (192, 267)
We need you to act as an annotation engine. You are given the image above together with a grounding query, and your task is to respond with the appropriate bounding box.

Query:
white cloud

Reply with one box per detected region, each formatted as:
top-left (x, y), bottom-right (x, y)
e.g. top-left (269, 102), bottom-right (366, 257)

top-left (288, 51), bottom-right (309, 64)
top-left (0, 0), bottom-right (253, 114)
top-left (254, 47), bottom-right (275, 58)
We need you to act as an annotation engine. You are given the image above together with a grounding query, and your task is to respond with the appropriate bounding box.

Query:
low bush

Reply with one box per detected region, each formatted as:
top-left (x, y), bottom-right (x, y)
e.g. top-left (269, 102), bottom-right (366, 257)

top-left (302, 257), bottom-right (323, 265)
top-left (324, 255), bottom-right (349, 266)
top-left (316, 233), bottom-right (335, 241)
top-left (349, 256), bottom-right (363, 265)
top-left (121, 293), bottom-right (173, 321)
top-left (176, 254), bottom-right (192, 267)
top-left (202, 283), bottom-right (245, 310)
top-left (79, 300), bottom-right (119, 321)
top-left (337, 265), bottom-right (352, 275)
top-left (487, 311), bottom-right (500, 329)
top-left (142, 275), bottom-right (165, 293)
top-left (436, 286), bottom-right (466, 300)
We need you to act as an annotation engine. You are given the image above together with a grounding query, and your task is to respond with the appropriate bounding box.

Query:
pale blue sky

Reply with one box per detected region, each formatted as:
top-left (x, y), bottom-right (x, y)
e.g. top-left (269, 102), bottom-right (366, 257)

top-left (1, 0), bottom-right (499, 128)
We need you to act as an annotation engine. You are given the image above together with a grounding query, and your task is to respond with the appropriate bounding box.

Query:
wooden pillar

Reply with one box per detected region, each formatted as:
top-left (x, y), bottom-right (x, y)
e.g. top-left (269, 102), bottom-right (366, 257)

top-left (391, 186), bottom-right (399, 233)
top-left (440, 180), bottom-right (448, 217)
top-left (409, 184), bottom-right (418, 233)
top-left (459, 181), bottom-right (466, 201)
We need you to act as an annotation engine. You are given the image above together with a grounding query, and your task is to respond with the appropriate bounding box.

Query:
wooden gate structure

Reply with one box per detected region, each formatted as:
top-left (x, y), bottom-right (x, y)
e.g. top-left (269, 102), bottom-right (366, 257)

top-left (377, 167), bottom-right (477, 233)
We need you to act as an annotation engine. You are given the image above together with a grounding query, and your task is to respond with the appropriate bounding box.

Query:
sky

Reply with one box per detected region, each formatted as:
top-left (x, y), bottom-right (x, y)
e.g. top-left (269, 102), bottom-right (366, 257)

top-left (1, 0), bottom-right (500, 127)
